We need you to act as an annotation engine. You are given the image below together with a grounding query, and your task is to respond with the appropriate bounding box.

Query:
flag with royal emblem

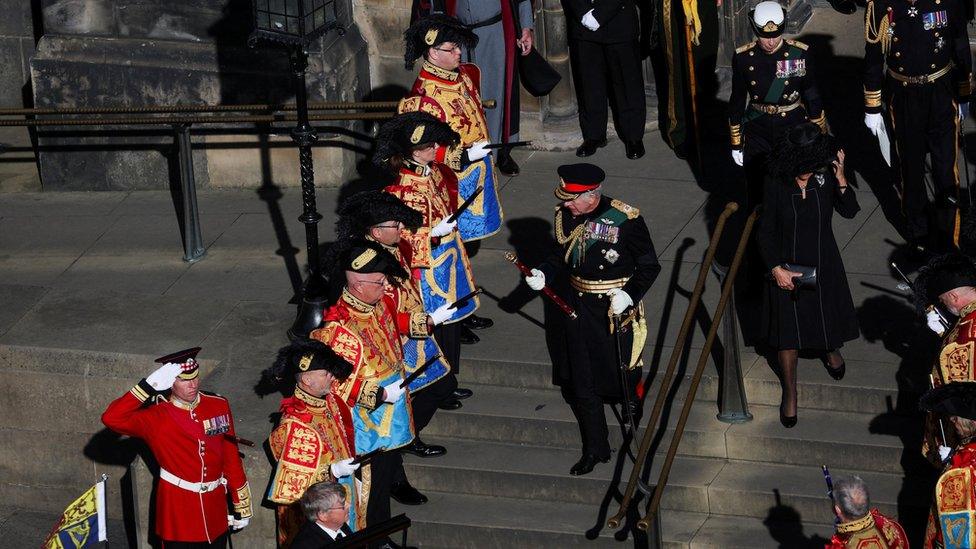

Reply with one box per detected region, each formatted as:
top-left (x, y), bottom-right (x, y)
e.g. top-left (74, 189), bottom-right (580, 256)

top-left (43, 475), bottom-right (108, 549)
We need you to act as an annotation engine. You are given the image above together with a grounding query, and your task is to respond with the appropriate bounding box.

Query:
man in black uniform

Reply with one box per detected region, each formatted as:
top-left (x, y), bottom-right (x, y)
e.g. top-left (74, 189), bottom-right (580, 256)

top-left (563, 0), bottom-right (647, 160)
top-left (864, 0), bottom-right (972, 248)
top-left (729, 1), bottom-right (826, 200)
top-left (524, 163), bottom-right (661, 475)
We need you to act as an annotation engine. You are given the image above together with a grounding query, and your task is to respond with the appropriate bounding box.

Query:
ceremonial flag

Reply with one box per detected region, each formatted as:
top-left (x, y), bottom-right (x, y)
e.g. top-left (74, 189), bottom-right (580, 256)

top-left (43, 475), bottom-right (108, 549)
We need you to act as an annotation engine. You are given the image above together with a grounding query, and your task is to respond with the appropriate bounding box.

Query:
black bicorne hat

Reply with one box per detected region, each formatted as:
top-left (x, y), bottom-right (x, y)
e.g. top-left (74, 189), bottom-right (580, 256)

top-left (332, 238), bottom-right (408, 280)
top-left (403, 14), bottom-right (478, 69)
top-left (914, 253), bottom-right (976, 311)
top-left (919, 382), bottom-right (976, 421)
top-left (372, 111), bottom-right (460, 171)
top-left (336, 191), bottom-right (423, 240)
top-left (263, 337), bottom-right (353, 384)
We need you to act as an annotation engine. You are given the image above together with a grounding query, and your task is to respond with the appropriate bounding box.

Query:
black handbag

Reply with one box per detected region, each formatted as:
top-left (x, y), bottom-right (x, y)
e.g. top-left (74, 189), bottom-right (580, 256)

top-left (518, 47), bottom-right (561, 97)
top-left (782, 263), bottom-right (817, 290)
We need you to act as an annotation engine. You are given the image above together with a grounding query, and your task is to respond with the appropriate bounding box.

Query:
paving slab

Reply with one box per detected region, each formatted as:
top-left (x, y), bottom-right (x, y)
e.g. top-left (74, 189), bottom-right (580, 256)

top-left (0, 214), bottom-right (114, 257)
top-left (51, 253), bottom-right (191, 296)
top-left (0, 284), bottom-right (46, 336)
top-left (84, 212), bottom-right (241, 257)
top-left (164, 249), bottom-right (298, 303)
top-left (0, 191), bottom-right (126, 217)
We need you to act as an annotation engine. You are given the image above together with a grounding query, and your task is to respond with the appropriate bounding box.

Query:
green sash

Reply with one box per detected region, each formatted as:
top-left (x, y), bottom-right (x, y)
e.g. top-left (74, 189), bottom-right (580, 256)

top-left (569, 207), bottom-right (630, 267)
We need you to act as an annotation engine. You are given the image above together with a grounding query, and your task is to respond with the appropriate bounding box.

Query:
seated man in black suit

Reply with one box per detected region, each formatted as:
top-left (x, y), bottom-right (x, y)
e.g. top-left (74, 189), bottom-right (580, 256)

top-left (291, 481), bottom-right (355, 548)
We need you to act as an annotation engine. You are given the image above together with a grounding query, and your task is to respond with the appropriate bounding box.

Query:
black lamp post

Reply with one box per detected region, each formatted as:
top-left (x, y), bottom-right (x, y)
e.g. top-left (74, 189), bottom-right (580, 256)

top-left (250, 0), bottom-right (344, 339)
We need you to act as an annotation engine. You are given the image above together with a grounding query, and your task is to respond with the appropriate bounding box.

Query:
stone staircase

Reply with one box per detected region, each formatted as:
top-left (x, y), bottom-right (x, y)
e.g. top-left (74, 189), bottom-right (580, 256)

top-left (393, 333), bottom-right (932, 547)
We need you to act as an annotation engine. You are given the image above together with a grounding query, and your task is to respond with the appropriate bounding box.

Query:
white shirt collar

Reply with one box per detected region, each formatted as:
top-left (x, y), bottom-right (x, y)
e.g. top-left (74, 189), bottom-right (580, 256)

top-left (318, 522), bottom-right (344, 539)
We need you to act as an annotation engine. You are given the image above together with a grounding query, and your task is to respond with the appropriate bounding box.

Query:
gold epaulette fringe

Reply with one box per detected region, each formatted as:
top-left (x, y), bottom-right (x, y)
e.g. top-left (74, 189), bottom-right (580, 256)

top-left (865, 1), bottom-right (891, 54)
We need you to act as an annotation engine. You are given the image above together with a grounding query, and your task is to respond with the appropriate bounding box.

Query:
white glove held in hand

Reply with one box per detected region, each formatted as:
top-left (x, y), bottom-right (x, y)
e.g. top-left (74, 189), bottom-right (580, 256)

top-left (431, 216), bottom-right (457, 238)
top-left (607, 288), bottom-right (634, 315)
top-left (429, 302), bottom-right (457, 325)
top-left (581, 9), bottom-right (600, 30)
top-left (330, 457), bottom-right (360, 478)
top-left (864, 113), bottom-right (883, 136)
top-left (939, 445), bottom-right (952, 462)
top-left (731, 150), bottom-right (744, 166)
top-left (466, 141), bottom-right (490, 162)
top-left (382, 382), bottom-right (405, 403)
top-left (927, 309), bottom-right (946, 336)
top-left (228, 516), bottom-right (250, 531)
top-left (146, 362), bottom-right (183, 391)
top-left (525, 268), bottom-right (546, 291)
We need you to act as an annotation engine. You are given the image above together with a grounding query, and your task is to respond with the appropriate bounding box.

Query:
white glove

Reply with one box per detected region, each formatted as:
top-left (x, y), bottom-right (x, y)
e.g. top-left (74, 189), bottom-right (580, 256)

top-left (429, 302), bottom-right (457, 325)
top-left (581, 9), bottom-right (600, 30)
top-left (466, 141), bottom-right (490, 162)
top-left (939, 445), bottom-right (952, 462)
top-left (864, 113), bottom-right (883, 136)
top-left (431, 216), bottom-right (457, 238)
top-left (927, 309), bottom-right (946, 336)
top-left (382, 382), bottom-right (405, 403)
top-left (525, 268), bottom-right (546, 291)
top-left (607, 288), bottom-right (634, 315)
top-left (731, 149), bottom-right (744, 166)
top-left (330, 457), bottom-right (360, 478)
top-left (145, 362), bottom-right (183, 391)
top-left (228, 516), bottom-right (250, 531)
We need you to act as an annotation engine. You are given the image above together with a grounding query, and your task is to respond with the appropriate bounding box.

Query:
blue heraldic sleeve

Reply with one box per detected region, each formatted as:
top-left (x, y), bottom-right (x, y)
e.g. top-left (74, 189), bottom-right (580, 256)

top-left (352, 369), bottom-right (415, 452)
top-left (456, 156), bottom-right (502, 241)
top-left (402, 337), bottom-right (450, 392)
top-left (419, 236), bottom-right (478, 323)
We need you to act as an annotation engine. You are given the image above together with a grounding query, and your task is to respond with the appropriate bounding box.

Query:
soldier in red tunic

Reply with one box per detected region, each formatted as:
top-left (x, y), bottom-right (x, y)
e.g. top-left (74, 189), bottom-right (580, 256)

top-left (101, 348), bottom-right (251, 548)
top-left (824, 475), bottom-right (908, 548)
top-left (920, 382), bottom-right (976, 548)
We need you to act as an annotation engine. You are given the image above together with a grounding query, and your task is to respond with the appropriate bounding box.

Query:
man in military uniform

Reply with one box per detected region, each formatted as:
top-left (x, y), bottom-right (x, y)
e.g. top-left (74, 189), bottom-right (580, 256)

top-left (311, 241), bottom-right (418, 532)
top-left (864, 0), bottom-right (972, 248)
top-left (729, 1), bottom-right (826, 198)
top-left (264, 338), bottom-right (361, 546)
top-left (523, 163), bottom-right (661, 475)
top-left (920, 382), bottom-right (976, 548)
top-left (916, 254), bottom-right (976, 465)
top-left (825, 475), bottom-right (909, 548)
top-left (101, 348), bottom-right (251, 547)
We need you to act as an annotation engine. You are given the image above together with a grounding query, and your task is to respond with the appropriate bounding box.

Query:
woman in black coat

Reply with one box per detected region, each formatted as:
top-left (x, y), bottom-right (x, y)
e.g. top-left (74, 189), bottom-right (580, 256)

top-left (757, 123), bottom-right (860, 428)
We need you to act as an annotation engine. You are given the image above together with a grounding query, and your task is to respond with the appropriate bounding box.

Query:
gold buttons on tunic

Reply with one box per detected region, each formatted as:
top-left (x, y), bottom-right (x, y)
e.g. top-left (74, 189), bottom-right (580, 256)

top-left (749, 66), bottom-right (754, 71)
top-left (750, 80), bottom-right (756, 85)
top-left (895, 52), bottom-right (901, 57)
top-left (784, 80), bottom-right (790, 86)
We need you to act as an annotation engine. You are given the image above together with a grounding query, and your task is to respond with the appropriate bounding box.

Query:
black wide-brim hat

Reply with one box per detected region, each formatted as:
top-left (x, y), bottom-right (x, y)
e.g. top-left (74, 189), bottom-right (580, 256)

top-left (914, 253), bottom-right (976, 310)
top-left (264, 337), bottom-right (353, 384)
top-left (768, 122), bottom-right (834, 178)
top-left (336, 191), bottom-right (423, 240)
top-left (373, 111), bottom-right (460, 171)
top-left (403, 14), bottom-right (478, 69)
top-left (920, 382), bottom-right (976, 420)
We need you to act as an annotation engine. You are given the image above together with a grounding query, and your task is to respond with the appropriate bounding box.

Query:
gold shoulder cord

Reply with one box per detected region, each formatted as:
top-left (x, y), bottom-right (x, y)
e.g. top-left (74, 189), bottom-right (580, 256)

top-left (555, 209), bottom-right (587, 265)
top-left (864, 1), bottom-right (891, 54)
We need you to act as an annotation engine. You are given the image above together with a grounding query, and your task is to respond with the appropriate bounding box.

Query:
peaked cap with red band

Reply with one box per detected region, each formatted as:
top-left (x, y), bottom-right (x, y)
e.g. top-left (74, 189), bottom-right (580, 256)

top-left (555, 163), bottom-right (606, 200)
top-left (155, 347), bottom-right (201, 380)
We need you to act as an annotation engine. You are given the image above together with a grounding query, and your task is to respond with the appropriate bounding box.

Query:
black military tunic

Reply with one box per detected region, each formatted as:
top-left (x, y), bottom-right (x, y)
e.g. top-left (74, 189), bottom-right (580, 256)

top-left (542, 195), bottom-right (660, 459)
top-left (864, 0), bottom-right (973, 243)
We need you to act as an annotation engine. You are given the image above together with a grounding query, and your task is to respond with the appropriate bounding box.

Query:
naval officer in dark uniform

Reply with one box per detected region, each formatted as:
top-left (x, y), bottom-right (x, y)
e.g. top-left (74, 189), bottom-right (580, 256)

top-left (524, 163), bottom-right (661, 475)
top-left (864, 0), bottom-right (973, 248)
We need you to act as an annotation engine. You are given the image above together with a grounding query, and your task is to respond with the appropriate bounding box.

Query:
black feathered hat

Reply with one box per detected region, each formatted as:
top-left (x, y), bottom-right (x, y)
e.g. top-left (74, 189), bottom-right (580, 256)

top-left (336, 191), bottom-right (423, 240)
top-left (263, 337), bottom-right (353, 384)
top-left (372, 111), bottom-right (460, 171)
top-left (919, 382), bottom-right (976, 420)
top-left (914, 253), bottom-right (976, 311)
top-left (403, 14), bottom-right (478, 69)
top-left (333, 238), bottom-right (408, 280)
top-left (768, 122), bottom-right (834, 178)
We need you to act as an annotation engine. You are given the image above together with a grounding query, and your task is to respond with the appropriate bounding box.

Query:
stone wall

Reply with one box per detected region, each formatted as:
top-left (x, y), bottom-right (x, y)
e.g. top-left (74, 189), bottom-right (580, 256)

top-left (0, 0), bottom-right (37, 108)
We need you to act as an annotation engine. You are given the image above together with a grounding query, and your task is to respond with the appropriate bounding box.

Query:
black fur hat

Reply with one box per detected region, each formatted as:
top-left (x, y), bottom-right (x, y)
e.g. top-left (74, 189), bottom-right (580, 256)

top-left (914, 252), bottom-right (976, 311)
top-left (768, 122), bottom-right (834, 178)
top-left (403, 14), bottom-right (478, 69)
top-left (372, 111), bottom-right (460, 171)
top-left (263, 337), bottom-right (353, 385)
top-left (325, 238), bottom-right (408, 281)
top-left (336, 191), bottom-right (423, 240)
top-left (919, 382), bottom-right (976, 420)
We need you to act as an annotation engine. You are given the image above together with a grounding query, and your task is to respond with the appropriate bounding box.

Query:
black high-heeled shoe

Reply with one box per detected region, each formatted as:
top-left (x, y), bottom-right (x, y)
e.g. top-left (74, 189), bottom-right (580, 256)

top-left (824, 361), bottom-right (846, 381)
top-left (780, 402), bottom-right (797, 428)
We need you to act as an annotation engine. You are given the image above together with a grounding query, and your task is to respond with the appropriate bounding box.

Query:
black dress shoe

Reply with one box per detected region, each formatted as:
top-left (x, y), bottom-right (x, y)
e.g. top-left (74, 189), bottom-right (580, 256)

top-left (463, 314), bottom-right (494, 330)
top-left (624, 140), bottom-right (645, 159)
top-left (452, 387), bottom-right (473, 400)
top-left (827, 0), bottom-right (857, 14)
top-left (403, 438), bottom-right (447, 458)
top-left (624, 399), bottom-right (644, 426)
top-left (824, 361), bottom-right (846, 381)
top-left (575, 139), bottom-right (607, 157)
top-left (460, 325), bottom-right (480, 345)
top-left (779, 404), bottom-right (798, 428)
top-left (570, 453), bottom-right (610, 476)
top-left (438, 398), bottom-right (463, 410)
top-left (495, 150), bottom-right (520, 176)
top-left (390, 480), bottom-right (429, 505)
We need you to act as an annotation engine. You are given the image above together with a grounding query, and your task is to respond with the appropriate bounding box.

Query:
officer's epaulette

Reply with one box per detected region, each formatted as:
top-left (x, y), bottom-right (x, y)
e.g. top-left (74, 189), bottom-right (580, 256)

top-left (785, 39), bottom-right (809, 51)
top-left (200, 390), bottom-right (226, 400)
top-left (735, 42), bottom-right (756, 54)
top-left (610, 198), bottom-right (640, 219)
